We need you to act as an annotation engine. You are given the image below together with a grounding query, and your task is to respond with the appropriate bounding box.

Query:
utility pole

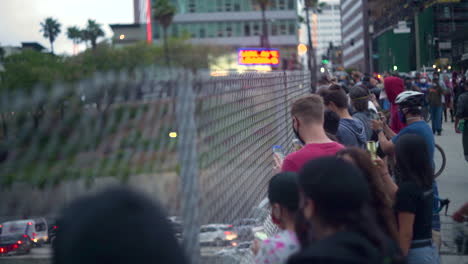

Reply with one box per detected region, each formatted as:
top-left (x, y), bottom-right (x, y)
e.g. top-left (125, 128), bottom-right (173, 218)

top-left (304, 4), bottom-right (317, 92)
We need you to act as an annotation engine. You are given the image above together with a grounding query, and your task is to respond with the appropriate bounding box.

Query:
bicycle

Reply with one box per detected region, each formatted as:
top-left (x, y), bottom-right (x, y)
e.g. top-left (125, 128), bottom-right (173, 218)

top-left (434, 143), bottom-right (447, 178)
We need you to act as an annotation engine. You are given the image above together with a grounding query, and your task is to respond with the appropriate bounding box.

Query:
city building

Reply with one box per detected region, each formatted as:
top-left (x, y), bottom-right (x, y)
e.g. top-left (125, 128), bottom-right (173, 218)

top-left (134, 0), bottom-right (300, 70)
top-left (109, 24), bottom-right (147, 47)
top-left (315, 1), bottom-right (342, 63)
top-left (340, 0), bottom-right (370, 73)
top-left (369, 0), bottom-right (468, 73)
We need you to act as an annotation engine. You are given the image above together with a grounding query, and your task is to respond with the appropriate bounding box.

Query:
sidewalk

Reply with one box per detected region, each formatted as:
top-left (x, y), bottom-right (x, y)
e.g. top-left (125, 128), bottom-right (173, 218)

top-left (435, 121), bottom-right (468, 264)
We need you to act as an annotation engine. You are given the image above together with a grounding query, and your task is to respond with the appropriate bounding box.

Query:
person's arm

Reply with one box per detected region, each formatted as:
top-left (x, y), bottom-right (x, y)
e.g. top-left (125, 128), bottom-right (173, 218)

top-left (375, 158), bottom-right (398, 200)
top-left (383, 122), bottom-right (397, 138)
top-left (398, 212), bottom-right (415, 255)
top-left (371, 119), bottom-right (395, 154)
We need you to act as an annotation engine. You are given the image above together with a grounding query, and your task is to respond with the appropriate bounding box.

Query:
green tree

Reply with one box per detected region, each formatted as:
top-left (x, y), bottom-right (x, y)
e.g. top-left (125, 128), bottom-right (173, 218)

top-left (254, 0), bottom-right (271, 49)
top-left (67, 26), bottom-right (82, 55)
top-left (83, 19), bottom-right (105, 50)
top-left (0, 46), bottom-right (5, 62)
top-left (153, 0), bottom-right (176, 67)
top-left (40, 17), bottom-right (62, 55)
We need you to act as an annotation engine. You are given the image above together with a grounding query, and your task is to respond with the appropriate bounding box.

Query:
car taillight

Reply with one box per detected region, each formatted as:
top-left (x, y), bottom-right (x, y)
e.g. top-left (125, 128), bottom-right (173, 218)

top-left (28, 222), bottom-right (33, 226)
top-left (32, 232), bottom-right (36, 238)
top-left (224, 231), bottom-right (231, 235)
top-left (23, 234), bottom-right (28, 238)
top-left (17, 241), bottom-right (22, 244)
top-left (53, 225), bottom-right (58, 229)
top-left (13, 244), bottom-right (18, 249)
top-left (0, 248), bottom-right (4, 253)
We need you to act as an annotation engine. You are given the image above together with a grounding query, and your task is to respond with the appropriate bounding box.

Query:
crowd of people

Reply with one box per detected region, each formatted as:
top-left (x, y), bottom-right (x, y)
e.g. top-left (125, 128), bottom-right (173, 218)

top-left (50, 71), bottom-right (468, 264)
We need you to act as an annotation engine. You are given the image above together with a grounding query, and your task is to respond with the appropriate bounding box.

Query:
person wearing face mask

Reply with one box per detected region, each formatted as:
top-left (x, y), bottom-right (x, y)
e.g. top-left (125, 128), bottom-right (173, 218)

top-left (252, 172), bottom-right (301, 264)
top-left (273, 95), bottom-right (344, 173)
top-left (288, 157), bottom-right (404, 264)
top-left (371, 91), bottom-right (442, 248)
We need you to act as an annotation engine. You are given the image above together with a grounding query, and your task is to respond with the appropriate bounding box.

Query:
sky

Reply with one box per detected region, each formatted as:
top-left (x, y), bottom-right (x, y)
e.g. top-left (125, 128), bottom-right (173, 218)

top-left (0, 0), bottom-right (134, 55)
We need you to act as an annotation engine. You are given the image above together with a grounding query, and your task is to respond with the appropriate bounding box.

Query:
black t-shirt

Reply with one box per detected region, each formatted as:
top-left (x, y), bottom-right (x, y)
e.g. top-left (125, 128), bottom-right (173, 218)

top-left (394, 181), bottom-right (433, 240)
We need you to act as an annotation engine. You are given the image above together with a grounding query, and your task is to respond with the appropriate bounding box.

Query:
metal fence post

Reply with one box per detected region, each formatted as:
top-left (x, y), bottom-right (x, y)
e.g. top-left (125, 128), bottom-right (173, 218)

top-left (176, 72), bottom-right (201, 264)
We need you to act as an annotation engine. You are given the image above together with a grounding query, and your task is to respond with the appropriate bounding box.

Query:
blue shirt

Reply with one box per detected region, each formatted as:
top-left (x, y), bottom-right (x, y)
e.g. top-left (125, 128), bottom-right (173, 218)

top-left (392, 121), bottom-right (435, 163)
top-left (392, 121), bottom-right (441, 230)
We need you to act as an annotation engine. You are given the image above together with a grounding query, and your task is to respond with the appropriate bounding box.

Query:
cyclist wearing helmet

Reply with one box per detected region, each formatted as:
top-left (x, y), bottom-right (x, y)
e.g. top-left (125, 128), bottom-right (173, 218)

top-left (371, 90), bottom-right (442, 249)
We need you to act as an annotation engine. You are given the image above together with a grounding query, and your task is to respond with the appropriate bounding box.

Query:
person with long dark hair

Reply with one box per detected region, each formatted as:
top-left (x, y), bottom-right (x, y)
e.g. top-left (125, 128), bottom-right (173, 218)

top-left (394, 134), bottom-right (440, 263)
top-left (336, 148), bottom-right (399, 243)
top-left (288, 157), bottom-right (403, 264)
top-left (252, 172), bottom-right (300, 264)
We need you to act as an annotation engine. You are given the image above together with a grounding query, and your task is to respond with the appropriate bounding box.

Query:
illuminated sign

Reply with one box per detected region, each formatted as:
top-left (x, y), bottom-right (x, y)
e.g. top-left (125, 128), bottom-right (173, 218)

top-left (238, 48), bottom-right (280, 66)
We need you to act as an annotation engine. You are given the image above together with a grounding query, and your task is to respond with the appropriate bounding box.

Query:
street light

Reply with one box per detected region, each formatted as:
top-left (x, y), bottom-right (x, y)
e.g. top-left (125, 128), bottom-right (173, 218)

top-left (320, 67), bottom-right (325, 73)
top-left (432, 64), bottom-right (436, 69)
top-left (298, 43), bottom-right (308, 56)
top-left (120, 34), bottom-right (126, 40)
top-left (393, 65), bottom-right (398, 71)
top-left (448, 65), bottom-right (452, 70)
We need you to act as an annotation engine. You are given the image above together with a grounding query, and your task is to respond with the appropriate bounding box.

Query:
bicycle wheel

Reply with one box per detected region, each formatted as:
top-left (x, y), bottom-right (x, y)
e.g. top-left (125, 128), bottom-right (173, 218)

top-left (434, 143), bottom-right (447, 178)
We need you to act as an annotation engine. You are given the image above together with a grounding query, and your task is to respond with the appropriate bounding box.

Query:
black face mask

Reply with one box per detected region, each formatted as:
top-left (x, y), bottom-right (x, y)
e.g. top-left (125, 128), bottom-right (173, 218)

top-left (293, 123), bottom-right (306, 145)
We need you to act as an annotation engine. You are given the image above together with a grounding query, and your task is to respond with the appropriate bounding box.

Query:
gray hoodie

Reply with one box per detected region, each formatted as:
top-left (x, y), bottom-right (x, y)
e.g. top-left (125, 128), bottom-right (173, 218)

top-left (336, 118), bottom-right (367, 148)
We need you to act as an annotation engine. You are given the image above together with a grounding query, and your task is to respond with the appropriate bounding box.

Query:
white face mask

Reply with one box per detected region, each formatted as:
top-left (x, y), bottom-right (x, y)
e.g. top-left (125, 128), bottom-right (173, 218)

top-left (420, 78), bottom-right (427, 83)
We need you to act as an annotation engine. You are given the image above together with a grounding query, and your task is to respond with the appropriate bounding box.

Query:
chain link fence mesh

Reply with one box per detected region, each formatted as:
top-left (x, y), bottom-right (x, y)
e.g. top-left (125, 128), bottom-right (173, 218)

top-left (0, 69), bottom-right (310, 263)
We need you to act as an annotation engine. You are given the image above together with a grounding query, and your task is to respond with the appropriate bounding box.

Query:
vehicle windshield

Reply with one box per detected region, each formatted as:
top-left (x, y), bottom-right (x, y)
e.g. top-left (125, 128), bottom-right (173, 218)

top-left (1, 221), bottom-right (29, 235)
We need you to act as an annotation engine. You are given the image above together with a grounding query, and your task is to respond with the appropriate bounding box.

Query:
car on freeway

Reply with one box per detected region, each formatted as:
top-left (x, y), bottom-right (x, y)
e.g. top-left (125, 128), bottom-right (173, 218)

top-left (232, 218), bottom-right (263, 241)
top-left (0, 232), bottom-right (33, 256)
top-left (199, 224), bottom-right (237, 247)
top-left (216, 241), bottom-right (252, 256)
top-left (0, 218), bottom-right (48, 246)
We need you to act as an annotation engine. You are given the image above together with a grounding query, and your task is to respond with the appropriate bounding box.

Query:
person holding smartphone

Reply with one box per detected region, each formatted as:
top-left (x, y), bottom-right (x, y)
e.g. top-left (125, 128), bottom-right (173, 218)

top-left (273, 95), bottom-right (344, 173)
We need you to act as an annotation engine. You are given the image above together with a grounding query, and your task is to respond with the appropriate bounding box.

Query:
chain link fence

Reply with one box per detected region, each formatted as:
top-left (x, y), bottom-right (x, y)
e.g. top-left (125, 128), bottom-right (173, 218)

top-left (0, 68), bottom-right (310, 263)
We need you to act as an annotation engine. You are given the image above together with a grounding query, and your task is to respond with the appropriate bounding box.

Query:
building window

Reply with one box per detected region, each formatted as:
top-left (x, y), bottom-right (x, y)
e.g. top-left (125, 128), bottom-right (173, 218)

top-left (226, 23), bottom-right (233, 37)
top-left (288, 21), bottom-right (295, 35)
top-left (287, 0), bottom-right (294, 10)
top-left (253, 22), bottom-right (260, 36)
top-left (207, 23), bottom-right (216, 37)
top-left (217, 0), bottom-right (223, 11)
top-left (200, 28), bottom-right (206, 38)
top-left (235, 22), bottom-right (242, 36)
top-left (225, 0), bottom-right (232, 11)
top-left (188, 0), bottom-right (196, 13)
top-left (279, 22), bottom-right (287, 35)
top-left (244, 23), bottom-right (251, 36)
top-left (271, 23), bottom-right (278, 36)
top-left (234, 3), bottom-right (240, 11)
top-left (217, 23), bottom-right (224, 37)
top-left (278, 0), bottom-right (285, 10)
top-left (270, 0), bottom-right (277, 10)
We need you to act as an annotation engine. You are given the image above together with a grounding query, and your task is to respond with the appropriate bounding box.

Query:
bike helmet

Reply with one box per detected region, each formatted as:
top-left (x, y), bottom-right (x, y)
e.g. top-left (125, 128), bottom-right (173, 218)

top-left (395, 91), bottom-right (424, 107)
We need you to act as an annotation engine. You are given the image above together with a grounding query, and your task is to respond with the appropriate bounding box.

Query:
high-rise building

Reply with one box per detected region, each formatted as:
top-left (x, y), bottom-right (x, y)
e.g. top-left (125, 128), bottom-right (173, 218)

top-left (134, 0), bottom-right (300, 69)
top-left (340, 0), bottom-right (370, 73)
top-left (315, 1), bottom-right (342, 62)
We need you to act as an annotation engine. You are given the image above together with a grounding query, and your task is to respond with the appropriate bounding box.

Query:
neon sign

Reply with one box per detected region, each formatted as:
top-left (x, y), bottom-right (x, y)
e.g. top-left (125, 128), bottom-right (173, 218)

top-left (238, 48), bottom-right (280, 66)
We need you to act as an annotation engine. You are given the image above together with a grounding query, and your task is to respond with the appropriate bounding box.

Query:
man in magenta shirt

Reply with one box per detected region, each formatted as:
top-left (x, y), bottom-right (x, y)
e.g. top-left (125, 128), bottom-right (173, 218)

top-left (275, 95), bottom-right (344, 173)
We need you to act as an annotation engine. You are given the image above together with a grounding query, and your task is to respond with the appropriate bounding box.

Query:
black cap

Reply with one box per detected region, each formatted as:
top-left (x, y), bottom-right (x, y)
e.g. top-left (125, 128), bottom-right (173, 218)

top-left (299, 157), bottom-right (371, 213)
top-left (268, 172), bottom-right (299, 212)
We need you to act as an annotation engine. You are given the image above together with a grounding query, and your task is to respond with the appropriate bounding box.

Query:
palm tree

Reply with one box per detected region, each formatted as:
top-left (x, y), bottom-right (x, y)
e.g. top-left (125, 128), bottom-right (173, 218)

top-left (254, 0), bottom-right (271, 49)
top-left (66, 26), bottom-right (82, 55)
top-left (40, 17), bottom-right (62, 54)
top-left (153, 0), bottom-right (177, 67)
top-left (84, 19), bottom-right (105, 50)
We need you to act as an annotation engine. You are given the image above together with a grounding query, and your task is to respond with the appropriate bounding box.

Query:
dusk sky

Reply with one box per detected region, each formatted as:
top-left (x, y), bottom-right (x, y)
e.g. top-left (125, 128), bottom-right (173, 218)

top-left (0, 0), bottom-right (134, 55)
